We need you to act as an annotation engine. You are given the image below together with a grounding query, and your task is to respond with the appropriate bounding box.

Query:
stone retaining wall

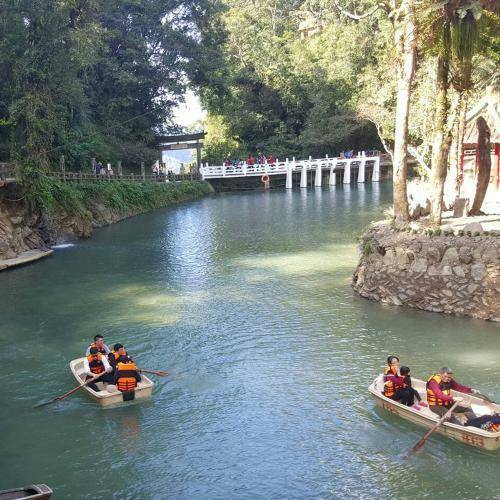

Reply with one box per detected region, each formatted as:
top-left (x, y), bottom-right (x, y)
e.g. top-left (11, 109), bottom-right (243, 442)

top-left (352, 222), bottom-right (500, 322)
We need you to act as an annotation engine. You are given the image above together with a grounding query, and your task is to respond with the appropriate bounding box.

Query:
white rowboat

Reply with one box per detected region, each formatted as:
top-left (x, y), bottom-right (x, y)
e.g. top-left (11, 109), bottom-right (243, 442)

top-left (369, 376), bottom-right (500, 451)
top-left (70, 358), bottom-right (154, 407)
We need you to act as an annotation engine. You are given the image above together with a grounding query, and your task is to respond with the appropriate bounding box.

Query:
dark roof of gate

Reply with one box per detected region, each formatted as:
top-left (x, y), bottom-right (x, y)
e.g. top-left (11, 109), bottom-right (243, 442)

top-left (156, 132), bottom-right (206, 144)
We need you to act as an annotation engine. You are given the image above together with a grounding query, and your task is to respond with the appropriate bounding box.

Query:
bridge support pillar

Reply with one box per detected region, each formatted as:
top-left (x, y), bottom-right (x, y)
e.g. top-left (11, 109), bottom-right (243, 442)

top-left (357, 158), bottom-right (366, 183)
top-left (343, 160), bottom-right (351, 184)
top-left (328, 160), bottom-right (336, 186)
top-left (286, 159), bottom-right (293, 189)
top-left (372, 157), bottom-right (380, 182)
top-left (314, 162), bottom-right (322, 187)
top-left (300, 164), bottom-right (307, 188)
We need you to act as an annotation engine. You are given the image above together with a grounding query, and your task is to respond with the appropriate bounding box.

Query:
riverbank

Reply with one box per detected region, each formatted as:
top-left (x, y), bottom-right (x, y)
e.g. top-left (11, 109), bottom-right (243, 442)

top-left (353, 219), bottom-right (500, 321)
top-left (0, 179), bottom-right (213, 266)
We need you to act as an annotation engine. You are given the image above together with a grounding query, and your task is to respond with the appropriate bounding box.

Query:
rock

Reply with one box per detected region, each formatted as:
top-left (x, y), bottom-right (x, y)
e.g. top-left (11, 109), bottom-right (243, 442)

top-left (471, 263), bottom-right (487, 281)
top-left (453, 198), bottom-right (469, 218)
top-left (383, 248), bottom-right (396, 266)
top-left (410, 258), bottom-right (428, 273)
top-left (442, 289), bottom-right (453, 297)
top-left (441, 247), bottom-right (459, 265)
top-left (441, 265), bottom-right (453, 276)
top-left (390, 296), bottom-right (403, 306)
top-left (458, 246), bottom-right (473, 264)
top-left (466, 283), bottom-right (478, 294)
top-left (9, 216), bottom-right (23, 225)
top-left (426, 246), bottom-right (442, 264)
top-left (482, 247), bottom-right (498, 264)
top-left (395, 247), bottom-right (409, 267)
top-left (453, 265), bottom-right (466, 278)
top-left (428, 265), bottom-right (440, 276)
top-left (463, 222), bottom-right (484, 234)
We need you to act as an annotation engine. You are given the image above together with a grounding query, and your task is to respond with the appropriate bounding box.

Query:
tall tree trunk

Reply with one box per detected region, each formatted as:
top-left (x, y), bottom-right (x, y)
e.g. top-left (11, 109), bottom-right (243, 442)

top-left (469, 116), bottom-right (491, 215)
top-left (429, 29), bottom-right (451, 226)
top-left (392, 1), bottom-right (416, 222)
top-left (454, 92), bottom-right (468, 198)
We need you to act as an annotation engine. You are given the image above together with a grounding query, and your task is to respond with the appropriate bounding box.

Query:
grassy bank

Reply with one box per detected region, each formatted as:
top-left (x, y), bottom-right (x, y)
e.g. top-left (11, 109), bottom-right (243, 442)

top-left (27, 177), bottom-right (213, 217)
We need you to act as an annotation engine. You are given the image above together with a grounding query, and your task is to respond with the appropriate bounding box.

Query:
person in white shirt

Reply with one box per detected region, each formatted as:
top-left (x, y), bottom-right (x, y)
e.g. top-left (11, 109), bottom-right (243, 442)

top-left (84, 347), bottom-right (113, 391)
top-left (85, 334), bottom-right (110, 356)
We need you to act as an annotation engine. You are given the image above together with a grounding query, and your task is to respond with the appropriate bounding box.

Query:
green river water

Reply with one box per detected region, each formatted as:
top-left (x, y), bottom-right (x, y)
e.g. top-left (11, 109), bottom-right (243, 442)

top-left (0, 182), bottom-right (499, 499)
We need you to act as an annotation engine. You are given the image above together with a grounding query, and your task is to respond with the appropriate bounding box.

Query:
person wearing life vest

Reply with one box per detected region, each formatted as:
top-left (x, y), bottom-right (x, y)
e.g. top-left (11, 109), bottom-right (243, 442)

top-left (85, 334), bottom-right (110, 356)
top-left (108, 343), bottom-right (127, 371)
top-left (465, 413), bottom-right (500, 433)
top-left (114, 356), bottom-right (141, 394)
top-left (84, 347), bottom-right (113, 391)
top-left (382, 355), bottom-right (406, 400)
top-left (426, 367), bottom-right (479, 424)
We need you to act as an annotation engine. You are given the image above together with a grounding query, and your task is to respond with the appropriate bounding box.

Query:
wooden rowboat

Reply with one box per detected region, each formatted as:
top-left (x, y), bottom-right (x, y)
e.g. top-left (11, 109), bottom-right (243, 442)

top-left (0, 484), bottom-right (52, 500)
top-left (70, 358), bottom-right (154, 407)
top-left (369, 376), bottom-right (500, 451)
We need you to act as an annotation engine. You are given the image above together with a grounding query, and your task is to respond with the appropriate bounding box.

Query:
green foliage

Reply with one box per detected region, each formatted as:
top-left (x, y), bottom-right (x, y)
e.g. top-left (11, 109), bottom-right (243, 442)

top-left (360, 235), bottom-right (376, 256)
top-left (197, 1), bottom-right (383, 162)
top-left (0, 0), bottom-right (214, 170)
top-left (22, 177), bottom-right (212, 217)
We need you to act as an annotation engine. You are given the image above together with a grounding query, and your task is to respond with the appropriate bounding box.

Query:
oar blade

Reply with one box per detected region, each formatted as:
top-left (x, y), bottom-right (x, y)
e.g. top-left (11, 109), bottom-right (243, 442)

top-left (34, 398), bottom-right (58, 409)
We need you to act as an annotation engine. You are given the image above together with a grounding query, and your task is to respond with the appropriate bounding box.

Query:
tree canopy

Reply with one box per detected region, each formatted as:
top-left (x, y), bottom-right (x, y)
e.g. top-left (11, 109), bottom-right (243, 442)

top-left (0, 0), bottom-right (214, 170)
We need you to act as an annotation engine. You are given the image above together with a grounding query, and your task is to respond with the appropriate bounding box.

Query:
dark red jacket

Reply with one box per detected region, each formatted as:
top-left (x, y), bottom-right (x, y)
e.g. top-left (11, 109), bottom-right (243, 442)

top-left (427, 378), bottom-right (472, 404)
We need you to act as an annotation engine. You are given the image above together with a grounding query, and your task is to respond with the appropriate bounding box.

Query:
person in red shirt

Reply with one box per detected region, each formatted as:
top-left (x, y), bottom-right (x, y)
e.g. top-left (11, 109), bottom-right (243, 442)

top-left (426, 367), bottom-right (479, 424)
top-left (246, 154), bottom-right (255, 166)
top-left (267, 154), bottom-right (275, 165)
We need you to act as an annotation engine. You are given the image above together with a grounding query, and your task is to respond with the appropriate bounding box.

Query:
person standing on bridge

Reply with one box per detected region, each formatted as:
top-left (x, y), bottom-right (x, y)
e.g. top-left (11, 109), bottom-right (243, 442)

top-left (246, 154), bottom-right (255, 166)
top-left (267, 154), bottom-right (275, 165)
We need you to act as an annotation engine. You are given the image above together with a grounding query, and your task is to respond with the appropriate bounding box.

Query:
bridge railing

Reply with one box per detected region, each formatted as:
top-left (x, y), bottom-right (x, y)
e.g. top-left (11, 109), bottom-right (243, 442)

top-left (200, 155), bottom-right (378, 180)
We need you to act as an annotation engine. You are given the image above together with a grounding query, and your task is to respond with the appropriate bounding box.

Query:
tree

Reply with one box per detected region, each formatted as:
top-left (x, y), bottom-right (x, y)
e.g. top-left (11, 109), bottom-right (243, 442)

top-left (0, 0), bottom-right (215, 170)
top-left (469, 115), bottom-right (491, 214)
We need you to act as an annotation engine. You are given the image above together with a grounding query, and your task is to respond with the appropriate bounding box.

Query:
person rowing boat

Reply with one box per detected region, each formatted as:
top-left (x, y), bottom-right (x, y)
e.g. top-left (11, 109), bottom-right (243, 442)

top-left (84, 347), bottom-right (113, 391)
top-left (426, 367), bottom-right (480, 424)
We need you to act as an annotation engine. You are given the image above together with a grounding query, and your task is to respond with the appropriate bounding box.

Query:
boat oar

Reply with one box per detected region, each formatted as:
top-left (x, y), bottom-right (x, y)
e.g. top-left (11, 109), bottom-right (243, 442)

top-left (409, 401), bottom-right (460, 454)
top-left (138, 368), bottom-right (168, 377)
top-left (474, 392), bottom-right (497, 405)
top-left (34, 374), bottom-right (102, 408)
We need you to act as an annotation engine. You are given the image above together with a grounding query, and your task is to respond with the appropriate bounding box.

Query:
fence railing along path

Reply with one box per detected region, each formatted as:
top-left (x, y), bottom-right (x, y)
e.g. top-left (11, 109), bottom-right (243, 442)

top-left (47, 171), bottom-right (199, 183)
top-left (0, 164), bottom-right (199, 185)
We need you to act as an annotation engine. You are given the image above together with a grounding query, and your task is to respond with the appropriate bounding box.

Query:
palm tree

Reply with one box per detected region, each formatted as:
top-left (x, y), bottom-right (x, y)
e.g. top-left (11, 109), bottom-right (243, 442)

top-left (426, 1), bottom-right (495, 225)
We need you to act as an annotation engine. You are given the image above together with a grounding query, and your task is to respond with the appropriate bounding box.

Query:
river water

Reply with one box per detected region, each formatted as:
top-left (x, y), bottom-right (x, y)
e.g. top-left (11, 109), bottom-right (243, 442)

top-left (0, 183), bottom-right (499, 499)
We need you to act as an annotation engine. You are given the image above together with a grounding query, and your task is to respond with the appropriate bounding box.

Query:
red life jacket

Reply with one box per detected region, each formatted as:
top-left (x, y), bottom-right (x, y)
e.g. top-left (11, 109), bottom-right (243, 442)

top-left (87, 354), bottom-right (105, 374)
top-left (116, 361), bottom-right (138, 392)
top-left (383, 366), bottom-right (401, 398)
top-left (426, 374), bottom-right (452, 406)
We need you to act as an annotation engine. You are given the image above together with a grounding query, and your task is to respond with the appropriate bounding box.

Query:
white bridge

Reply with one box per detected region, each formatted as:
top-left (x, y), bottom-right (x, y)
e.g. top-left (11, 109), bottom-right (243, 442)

top-left (200, 154), bottom-right (381, 187)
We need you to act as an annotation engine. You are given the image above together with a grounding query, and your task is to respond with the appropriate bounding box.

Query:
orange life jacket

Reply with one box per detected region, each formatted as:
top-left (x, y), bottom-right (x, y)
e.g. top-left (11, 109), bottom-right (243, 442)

top-left (87, 354), bottom-right (105, 374)
top-left (490, 423), bottom-right (500, 433)
top-left (116, 361), bottom-right (138, 392)
top-left (426, 374), bottom-right (452, 406)
top-left (110, 349), bottom-right (127, 364)
top-left (383, 366), bottom-right (400, 398)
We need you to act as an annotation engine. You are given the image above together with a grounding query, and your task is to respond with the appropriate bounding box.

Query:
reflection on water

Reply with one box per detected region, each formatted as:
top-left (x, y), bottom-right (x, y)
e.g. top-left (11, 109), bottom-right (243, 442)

top-left (0, 183), bottom-right (499, 499)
